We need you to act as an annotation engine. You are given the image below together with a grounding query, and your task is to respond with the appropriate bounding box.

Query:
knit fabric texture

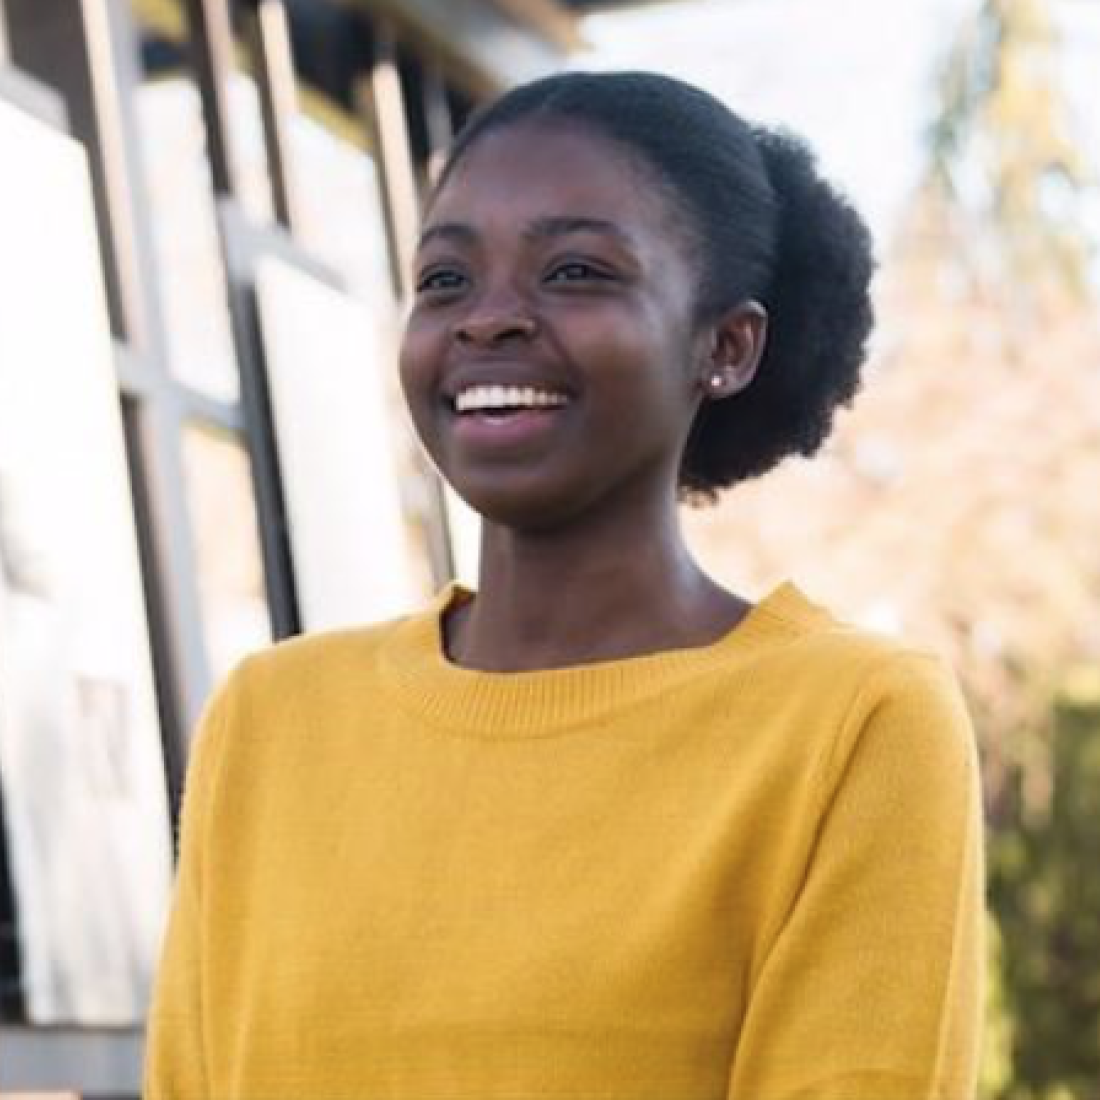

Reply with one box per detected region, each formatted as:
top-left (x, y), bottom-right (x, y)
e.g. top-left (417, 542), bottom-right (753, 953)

top-left (144, 580), bottom-right (986, 1099)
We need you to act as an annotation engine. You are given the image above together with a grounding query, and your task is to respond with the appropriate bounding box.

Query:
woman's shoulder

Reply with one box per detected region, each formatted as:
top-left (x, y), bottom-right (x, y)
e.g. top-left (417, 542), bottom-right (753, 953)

top-left (756, 583), bottom-right (974, 766)
top-left (204, 600), bottom-right (439, 724)
top-left (765, 586), bottom-right (977, 798)
top-left (244, 613), bottom-right (407, 681)
top-left (756, 581), bottom-right (960, 692)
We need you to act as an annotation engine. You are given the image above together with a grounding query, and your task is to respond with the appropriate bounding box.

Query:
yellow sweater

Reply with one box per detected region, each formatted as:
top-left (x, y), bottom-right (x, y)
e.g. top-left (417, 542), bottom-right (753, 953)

top-left (144, 581), bottom-right (985, 1099)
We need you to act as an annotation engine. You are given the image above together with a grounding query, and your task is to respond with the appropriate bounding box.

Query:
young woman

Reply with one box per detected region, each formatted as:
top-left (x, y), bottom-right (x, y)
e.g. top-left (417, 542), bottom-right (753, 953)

top-left (145, 72), bottom-right (985, 1098)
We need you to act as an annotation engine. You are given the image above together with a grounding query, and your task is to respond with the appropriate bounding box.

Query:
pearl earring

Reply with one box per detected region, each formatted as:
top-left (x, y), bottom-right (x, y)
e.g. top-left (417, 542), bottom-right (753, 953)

top-left (709, 374), bottom-right (724, 389)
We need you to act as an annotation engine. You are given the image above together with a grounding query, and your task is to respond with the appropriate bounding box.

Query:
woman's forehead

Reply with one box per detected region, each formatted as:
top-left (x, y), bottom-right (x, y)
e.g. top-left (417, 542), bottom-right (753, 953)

top-left (426, 122), bottom-right (679, 241)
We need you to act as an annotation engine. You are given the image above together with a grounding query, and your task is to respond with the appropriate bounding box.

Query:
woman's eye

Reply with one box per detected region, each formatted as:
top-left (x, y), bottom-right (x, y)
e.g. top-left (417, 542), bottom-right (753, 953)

top-left (545, 261), bottom-right (610, 284)
top-left (416, 268), bottom-right (467, 294)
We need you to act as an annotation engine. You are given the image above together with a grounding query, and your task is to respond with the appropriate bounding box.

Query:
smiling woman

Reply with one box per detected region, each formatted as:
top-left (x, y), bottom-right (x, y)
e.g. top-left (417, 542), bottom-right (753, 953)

top-left (144, 72), bottom-right (986, 1099)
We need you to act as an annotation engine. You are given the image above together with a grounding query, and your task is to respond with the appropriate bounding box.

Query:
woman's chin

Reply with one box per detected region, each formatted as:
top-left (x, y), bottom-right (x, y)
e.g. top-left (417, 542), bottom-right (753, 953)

top-left (449, 476), bottom-right (595, 535)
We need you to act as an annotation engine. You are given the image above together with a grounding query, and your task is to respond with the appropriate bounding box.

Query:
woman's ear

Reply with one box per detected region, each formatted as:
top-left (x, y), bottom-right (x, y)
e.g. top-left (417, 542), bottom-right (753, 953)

top-left (699, 301), bottom-right (768, 400)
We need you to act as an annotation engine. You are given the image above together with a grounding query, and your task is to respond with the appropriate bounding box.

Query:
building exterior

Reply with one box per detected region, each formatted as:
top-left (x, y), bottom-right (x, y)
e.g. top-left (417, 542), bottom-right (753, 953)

top-left (0, 0), bottom-right (615, 1091)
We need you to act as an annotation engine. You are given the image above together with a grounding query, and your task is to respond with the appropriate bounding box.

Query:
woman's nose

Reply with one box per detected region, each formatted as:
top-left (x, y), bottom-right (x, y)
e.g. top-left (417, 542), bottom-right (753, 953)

top-left (454, 310), bottom-right (539, 347)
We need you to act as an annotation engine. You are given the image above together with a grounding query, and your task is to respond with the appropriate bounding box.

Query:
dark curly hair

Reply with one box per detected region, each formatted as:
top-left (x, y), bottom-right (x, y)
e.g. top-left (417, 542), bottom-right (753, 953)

top-left (432, 70), bottom-right (876, 505)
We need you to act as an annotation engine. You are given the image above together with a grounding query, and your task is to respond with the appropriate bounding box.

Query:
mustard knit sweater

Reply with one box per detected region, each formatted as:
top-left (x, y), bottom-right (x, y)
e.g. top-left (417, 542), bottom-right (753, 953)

top-left (144, 581), bottom-right (985, 1099)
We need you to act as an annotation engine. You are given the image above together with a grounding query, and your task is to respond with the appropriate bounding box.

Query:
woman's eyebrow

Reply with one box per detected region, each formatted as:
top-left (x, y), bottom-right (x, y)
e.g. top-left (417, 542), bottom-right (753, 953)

top-left (416, 222), bottom-right (477, 251)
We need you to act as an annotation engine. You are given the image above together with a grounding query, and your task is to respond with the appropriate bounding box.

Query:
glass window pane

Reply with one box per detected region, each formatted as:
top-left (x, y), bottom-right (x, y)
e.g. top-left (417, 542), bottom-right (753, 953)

top-left (228, 69), bottom-right (277, 227)
top-left (287, 114), bottom-right (440, 595)
top-left (253, 257), bottom-right (433, 629)
top-left (0, 98), bottom-right (171, 1025)
top-left (289, 110), bottom-right (392, 303)
top-left (137, 74), bottom-right (240, 401)
top-left (180, 427), bottom-right (271, 680)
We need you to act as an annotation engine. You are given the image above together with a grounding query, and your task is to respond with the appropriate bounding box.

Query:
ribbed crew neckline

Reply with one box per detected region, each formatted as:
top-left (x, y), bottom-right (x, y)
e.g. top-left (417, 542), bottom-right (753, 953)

top-left (378, 580), bottom-right (832, 738)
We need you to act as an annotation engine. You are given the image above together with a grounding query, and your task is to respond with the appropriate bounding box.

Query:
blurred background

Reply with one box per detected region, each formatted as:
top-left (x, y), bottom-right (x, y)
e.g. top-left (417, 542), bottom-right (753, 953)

top-left (0, 0), bottom-right (1097, 1095)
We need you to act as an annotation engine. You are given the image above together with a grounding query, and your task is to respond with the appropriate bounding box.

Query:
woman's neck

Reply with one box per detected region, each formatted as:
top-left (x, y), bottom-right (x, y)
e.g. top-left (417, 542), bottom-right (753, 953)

top-left (445, 504), bottom-right (750, 672)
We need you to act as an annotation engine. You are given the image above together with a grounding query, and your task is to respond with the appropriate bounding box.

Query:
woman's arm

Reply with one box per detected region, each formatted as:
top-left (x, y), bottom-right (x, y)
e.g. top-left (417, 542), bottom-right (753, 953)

top-left (143, 681), bottom-right (230, 1099)
top-left (728, 654), bottom-right (987, 1099)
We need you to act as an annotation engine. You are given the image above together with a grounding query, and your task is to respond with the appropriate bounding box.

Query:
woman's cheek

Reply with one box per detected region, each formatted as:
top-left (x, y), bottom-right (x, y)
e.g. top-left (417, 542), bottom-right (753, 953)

top-left (398, 323), bottom-right (436, 395)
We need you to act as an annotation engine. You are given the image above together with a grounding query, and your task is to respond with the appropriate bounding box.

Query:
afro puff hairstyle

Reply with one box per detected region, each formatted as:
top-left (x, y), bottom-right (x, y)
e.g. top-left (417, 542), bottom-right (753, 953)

top-left (432, 71), bottom-right (876, 505)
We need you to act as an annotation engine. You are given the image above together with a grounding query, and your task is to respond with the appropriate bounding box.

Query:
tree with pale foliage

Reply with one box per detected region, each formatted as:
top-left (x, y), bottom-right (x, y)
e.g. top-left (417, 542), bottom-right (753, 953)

top-left (685, 3), bottom-right (1100, 1092)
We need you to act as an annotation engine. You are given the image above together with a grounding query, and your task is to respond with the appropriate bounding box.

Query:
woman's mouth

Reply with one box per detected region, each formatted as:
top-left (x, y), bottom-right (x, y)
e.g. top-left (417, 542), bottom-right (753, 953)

top-left (452, 383), bottom-right (571, 414)
top-left (447, 383), bottom-right (574, 449)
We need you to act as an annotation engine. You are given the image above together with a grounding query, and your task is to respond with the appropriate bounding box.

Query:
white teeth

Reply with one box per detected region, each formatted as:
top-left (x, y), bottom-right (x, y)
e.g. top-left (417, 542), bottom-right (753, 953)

top-left (454, 384), bottom-right (570, 413)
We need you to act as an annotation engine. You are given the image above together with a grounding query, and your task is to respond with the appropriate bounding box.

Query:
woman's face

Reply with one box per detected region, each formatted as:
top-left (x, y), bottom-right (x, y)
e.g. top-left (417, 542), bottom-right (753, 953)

top-left (399, 120), bottom-right (708, 531)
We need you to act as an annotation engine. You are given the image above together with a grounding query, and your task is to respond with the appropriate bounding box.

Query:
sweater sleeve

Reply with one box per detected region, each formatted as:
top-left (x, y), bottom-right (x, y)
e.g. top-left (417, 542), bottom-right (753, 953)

top-left (143, 674), bottom-right (232, 1099)
top-left (728, 654), bottom-right (987, 1100)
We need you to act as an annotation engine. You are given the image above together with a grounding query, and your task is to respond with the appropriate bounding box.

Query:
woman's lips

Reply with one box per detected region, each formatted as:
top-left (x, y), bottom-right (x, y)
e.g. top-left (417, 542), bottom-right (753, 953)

top-left (449, 406), bottom-right (571, 450)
